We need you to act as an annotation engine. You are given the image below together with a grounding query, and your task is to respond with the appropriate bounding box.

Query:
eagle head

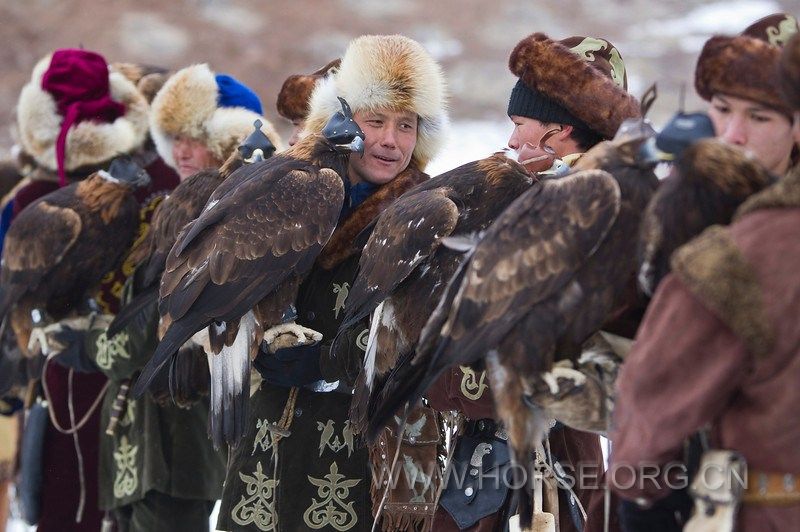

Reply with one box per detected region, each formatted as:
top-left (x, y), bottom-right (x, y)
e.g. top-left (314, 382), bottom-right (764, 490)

top-left (107, 155), bottom-right (151, 189)
top-left (238, 119), bottom-right (277, 164)
top-left (321, 97), bottom-right (365, 156)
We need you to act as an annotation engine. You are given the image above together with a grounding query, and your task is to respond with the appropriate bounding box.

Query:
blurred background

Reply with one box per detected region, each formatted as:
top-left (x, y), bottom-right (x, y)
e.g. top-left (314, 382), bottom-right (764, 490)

top-left (0, 0), bottom-right (797, 174)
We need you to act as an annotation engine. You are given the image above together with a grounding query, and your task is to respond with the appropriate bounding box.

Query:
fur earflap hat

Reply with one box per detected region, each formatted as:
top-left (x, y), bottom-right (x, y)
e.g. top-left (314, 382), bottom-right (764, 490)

top-left (16, 49), bottom-right (150, 184)
top-left (304, 34), bottom-right (449, 170)
top-left (780, 32), bottom-right (800, 111)
top-left (507, 33), bottom-right (640, 139)
top-left (695, 13), bottom-right (799, 116)
top-left (111, 62), bottom-right (171, 104)
top-left (149, 64), bottom-right (283, 170)
top-left (277, 59), bottom-right (341, 122)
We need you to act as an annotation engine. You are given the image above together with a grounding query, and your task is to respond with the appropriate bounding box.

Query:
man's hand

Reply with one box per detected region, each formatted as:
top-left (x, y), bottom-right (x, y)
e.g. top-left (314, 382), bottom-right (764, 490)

top-left (32, 314), bottom-right (113, 372)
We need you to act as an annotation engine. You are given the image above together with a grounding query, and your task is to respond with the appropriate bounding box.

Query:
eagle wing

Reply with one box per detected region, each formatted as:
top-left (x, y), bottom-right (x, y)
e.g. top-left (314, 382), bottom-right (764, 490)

top-left (136, 165), bottom-right (344, 395)
top-left (413, 169), bottom-right (622, 400)
top-left (0, 201), bottom-right (82, 316)
top-left (339, 188), bottom-right (459, 332)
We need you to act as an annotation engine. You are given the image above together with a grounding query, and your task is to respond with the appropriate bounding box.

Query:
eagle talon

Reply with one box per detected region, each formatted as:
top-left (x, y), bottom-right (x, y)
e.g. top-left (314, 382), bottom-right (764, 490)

top-left (28, 326), bottom-right (52, 357)
top-left (263, 322), bottom-right (322, 353)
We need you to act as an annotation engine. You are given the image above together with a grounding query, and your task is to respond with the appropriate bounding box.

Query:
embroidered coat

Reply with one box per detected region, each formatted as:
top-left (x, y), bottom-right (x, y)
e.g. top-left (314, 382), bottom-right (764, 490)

top-left (217, 167), bottom-right (428, 532)
top-left (610, 168), bottom-right (800, 530)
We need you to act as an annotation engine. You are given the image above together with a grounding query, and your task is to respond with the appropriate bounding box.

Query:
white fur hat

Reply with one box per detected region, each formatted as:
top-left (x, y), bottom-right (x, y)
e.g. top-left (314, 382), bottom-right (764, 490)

top-left (304, 34), bottom-right (449, 170)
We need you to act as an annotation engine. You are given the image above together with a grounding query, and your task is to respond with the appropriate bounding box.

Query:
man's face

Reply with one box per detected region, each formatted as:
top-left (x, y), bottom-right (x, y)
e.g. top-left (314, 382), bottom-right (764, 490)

top-left (508, 115), bottom-right (574, 162)
top-left (172, 137), bottom-right (220, 179)
top-left (347, 109), bottom-right (417, 185)
top-left (287, 119), bottom-right (305, 147)
top-left (709, 94), bottom-right (795, 175)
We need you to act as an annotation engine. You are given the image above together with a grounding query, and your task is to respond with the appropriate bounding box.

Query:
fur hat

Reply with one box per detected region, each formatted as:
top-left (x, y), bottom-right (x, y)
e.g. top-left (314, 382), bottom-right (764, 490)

top-left (695, 13), bottom-right (799, 116)
top-left (111, 62), bottom-right (171, 104)
top-left (508, 33), bottom-right (640, 139)
top-left (149, 64), bottom-right (283, 170)
top-left (16, 50), bottom-right (149, 180)
top-left (304, 35), bottom-right (449, 170)
top-left (780, 32), bottom-right (800, 111)
top-left (277, 59), bottom-right (341, 122)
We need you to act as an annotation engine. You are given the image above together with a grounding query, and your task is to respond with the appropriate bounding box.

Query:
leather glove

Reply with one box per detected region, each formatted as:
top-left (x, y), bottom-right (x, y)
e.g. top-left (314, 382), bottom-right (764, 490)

top-left (44, 314), bottom-right (113, 373)
top-left (253, 341), bottom-right (323, 388)
top-left (149, 341), bottom-right (210, 408)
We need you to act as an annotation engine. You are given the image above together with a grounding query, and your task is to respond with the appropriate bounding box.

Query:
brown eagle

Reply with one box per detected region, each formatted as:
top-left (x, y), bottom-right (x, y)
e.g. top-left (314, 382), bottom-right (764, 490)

top-left (133, 98), bottom-right (365, 448)
top-left (396, 124), bottom-right (659, 526)
top-left (334, 153), bottom-right (536, 439)
top-left (0, 157), bottom-right (150, 356)
top-left (107, 121), bottom-right (276, 337)
top-left (638, 138), bottom-right (775, 296)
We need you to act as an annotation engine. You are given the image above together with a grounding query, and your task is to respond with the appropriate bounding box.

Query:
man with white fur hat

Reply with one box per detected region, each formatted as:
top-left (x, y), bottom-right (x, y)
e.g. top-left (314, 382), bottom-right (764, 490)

top-left (216, 34), bottom-right (448, 532)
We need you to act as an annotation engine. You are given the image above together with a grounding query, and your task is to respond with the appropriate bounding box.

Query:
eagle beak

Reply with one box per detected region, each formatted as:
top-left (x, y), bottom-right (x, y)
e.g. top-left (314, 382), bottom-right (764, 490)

top-left (347, 135), bottom-right (365, 157)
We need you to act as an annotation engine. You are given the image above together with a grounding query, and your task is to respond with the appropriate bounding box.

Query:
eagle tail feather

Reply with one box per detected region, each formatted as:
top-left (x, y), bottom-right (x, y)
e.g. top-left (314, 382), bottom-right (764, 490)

top-left (208, 312), bottom-right (254, 449)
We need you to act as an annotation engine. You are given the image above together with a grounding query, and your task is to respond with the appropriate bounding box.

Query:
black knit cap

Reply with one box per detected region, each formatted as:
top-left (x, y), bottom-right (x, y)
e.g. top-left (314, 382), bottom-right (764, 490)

top-left (507, 78), bottom-right (590, 129)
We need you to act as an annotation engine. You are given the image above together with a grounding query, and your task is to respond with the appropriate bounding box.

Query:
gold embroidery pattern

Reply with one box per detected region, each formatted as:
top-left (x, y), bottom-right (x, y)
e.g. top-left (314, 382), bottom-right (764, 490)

top-left (95, 330), bottom-right (130, 370)
top-left (231, 461), bottom-right (279, 531)
top-left (317, 419), bottom-right (355, 457)
top-left (332, 282), bottom-right (350, 319)
top-left (252, 418), bottom-right (275, 456)
top-left (459, 366), bottom-right (489, 400)
top-left (119, 398), bottom-right (136, 428)
top-left (303, 462), bottom-right (361, 531)
top-left (355, 329), bottom-right (368, 352)
top-left (767, 15), bottom-right (798, 46)
top-left (113, 436), bottom-right (138, 498)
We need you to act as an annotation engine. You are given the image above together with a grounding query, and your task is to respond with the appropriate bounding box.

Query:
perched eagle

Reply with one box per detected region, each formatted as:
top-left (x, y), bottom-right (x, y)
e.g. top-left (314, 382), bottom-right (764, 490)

top-left (107, 121), bottom-right (276, 337)
top-left (638, 138), bottom-right (775, 296)
top-left (335, 153), bottom-right (537, 440)
top-left (0, 157), bottom-right (150, 356)
top-left (401, 123), bottom-right (659, 527)
top-left (133, 98), bottom-right (365, 448)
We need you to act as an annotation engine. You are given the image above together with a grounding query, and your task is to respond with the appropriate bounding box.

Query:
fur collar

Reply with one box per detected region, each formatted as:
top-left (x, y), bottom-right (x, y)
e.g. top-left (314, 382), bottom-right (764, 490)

top-left (317, 166), bottom-right (428, 269)
top-left (671, 225), bottom-right (774, 358)
top-left (734, 165), bottom-right (800, 219)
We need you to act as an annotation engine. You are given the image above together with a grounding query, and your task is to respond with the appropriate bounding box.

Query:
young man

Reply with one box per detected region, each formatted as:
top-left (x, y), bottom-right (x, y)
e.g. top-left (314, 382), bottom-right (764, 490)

top-left (216, 34), bottom-right (448, 532)
top-left (425, 33), bottom-right (641, 532)
top-left (696, 13), bottom-right (798, 177)
top-left (610, 14), bottom-right (800, 531)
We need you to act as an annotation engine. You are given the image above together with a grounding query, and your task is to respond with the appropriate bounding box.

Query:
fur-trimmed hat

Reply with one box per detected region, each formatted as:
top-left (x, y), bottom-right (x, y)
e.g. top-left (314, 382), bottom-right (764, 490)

top-left (304, 35), bottom-right (449, 170)
top-left (16, 49), bottom-right (150, 182)
top-left (149, 64), bottom-right (283, 170)
top-left (695, 13), bottom-right (799, 116)
top-left (111, 62), bottom-right (171, 104)
top-left (780, 33), bottom-right (800, 111)
top-left (277, 59), bottom-right (341, 122)
top-left (507, 33), bottom-right (640, 139)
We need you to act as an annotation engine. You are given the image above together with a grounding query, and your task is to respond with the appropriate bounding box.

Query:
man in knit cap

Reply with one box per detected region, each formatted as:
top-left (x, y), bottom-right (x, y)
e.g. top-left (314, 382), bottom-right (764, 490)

top-left (424, 33), bottom-right (641, 532)
top-left (611, 13), bottom-right (800, 532)
top-left (216, 34), bottom-right (448, 532)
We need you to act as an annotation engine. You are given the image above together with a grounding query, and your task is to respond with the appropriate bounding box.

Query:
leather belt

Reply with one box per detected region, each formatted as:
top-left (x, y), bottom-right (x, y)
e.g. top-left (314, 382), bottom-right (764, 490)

top-left (743, 470), bottom-right (800, 506)
top-left (464, 418), bottom-right (508, 441)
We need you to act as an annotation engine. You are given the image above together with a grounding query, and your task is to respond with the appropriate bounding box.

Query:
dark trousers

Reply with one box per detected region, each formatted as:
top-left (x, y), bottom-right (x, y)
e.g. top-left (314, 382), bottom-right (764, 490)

top-left (113, 490), bottom-right (215, 532)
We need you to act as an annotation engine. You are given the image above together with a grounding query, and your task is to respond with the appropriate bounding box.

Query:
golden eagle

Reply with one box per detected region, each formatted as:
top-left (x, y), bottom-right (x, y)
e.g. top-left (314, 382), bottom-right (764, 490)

top-left (0, 157), bottom-right (150, 356)
top-left (133, 98), bottom-right (365, 448)
top-left (335, 153), bottom-right (536, 439)
top-left (107, 121), bottom-right (276, 336)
